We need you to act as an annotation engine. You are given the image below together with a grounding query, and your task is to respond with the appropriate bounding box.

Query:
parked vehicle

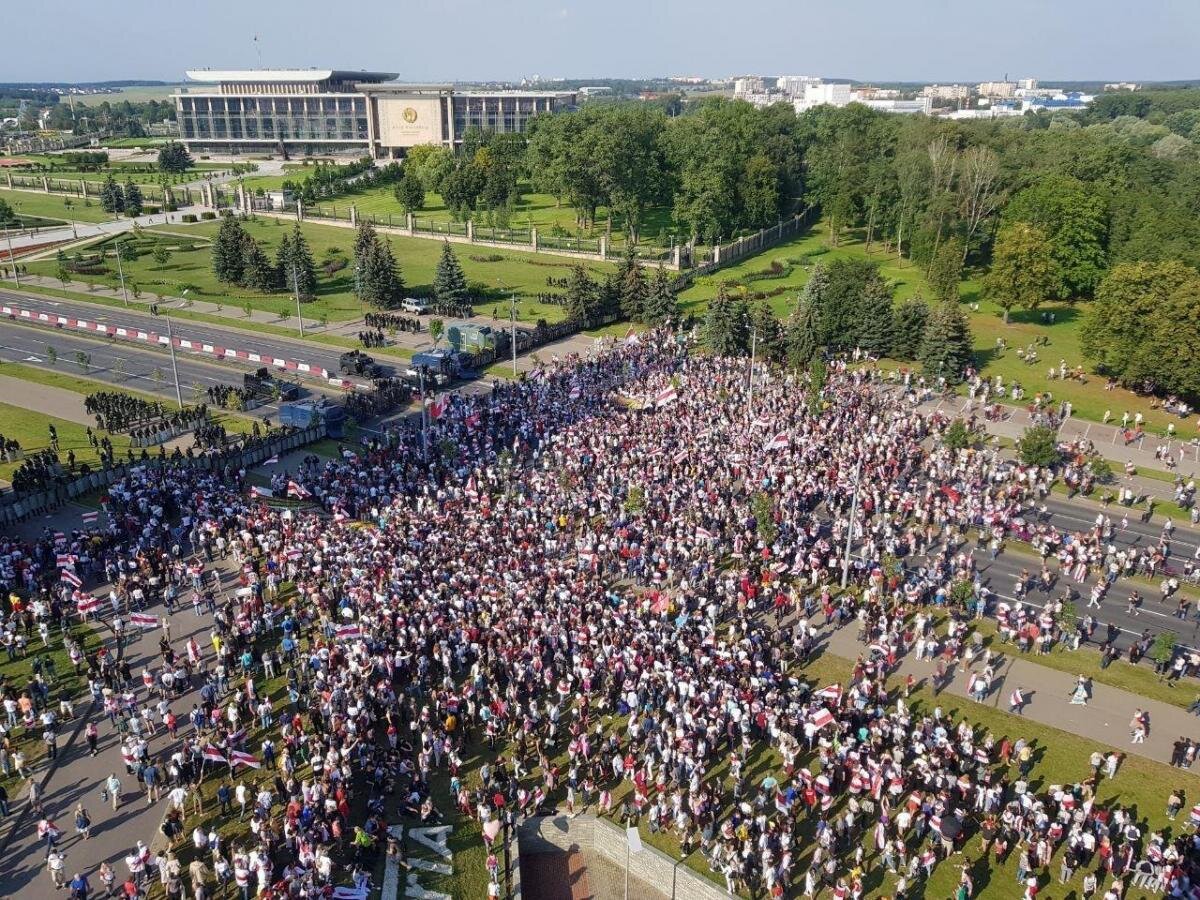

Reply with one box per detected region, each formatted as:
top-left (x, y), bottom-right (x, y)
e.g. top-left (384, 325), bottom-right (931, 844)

top-left (243, 367), bottom-right (300, 400)
top-left (401, 297), bottom-right (431, 314)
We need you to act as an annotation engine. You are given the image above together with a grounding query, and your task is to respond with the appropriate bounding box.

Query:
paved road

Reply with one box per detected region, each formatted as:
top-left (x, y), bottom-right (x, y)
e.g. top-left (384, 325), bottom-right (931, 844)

top-left (0, 317), bottom-right (261, 404)
top-left (0, 288), bottom-right (367, 382)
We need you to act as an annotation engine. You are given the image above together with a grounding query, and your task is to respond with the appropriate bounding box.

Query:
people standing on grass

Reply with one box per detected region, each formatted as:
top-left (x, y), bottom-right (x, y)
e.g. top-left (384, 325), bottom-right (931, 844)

top-left (1, 331), bottom-right (1198, 899)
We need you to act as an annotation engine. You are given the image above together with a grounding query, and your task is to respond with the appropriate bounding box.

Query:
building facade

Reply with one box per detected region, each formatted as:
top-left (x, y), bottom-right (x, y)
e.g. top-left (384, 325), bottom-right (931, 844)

top-left (174, 69), bottom-right (576, 157)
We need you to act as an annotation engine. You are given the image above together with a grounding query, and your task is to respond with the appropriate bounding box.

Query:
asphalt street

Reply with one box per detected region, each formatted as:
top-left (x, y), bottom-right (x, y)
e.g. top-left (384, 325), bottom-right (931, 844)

top-left (0, 288), bottom-right (381, 381)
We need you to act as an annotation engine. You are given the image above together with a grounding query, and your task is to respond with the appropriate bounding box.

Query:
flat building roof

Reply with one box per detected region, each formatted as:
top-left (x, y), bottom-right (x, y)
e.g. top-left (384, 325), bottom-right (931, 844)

top-left (184, 69), bottom-right (397, 84)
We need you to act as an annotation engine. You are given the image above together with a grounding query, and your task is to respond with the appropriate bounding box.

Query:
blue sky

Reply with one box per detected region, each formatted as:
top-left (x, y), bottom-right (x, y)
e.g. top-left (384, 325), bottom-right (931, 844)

top-left (5, 0), bottom-right (1199, 84)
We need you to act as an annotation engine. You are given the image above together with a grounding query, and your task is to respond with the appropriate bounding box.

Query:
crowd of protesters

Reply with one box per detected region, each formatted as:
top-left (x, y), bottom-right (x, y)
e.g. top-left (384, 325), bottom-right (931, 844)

top-left (2, 331), bottom-right (1200, 900)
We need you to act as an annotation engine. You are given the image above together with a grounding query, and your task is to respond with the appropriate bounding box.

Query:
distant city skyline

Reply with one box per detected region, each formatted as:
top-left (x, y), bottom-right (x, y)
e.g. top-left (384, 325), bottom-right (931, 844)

top-left (5, 0), bottom-right (1199, 85)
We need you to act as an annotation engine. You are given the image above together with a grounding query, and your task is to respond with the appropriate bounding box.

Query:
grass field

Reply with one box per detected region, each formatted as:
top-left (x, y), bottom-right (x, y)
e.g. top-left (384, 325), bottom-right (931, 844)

top-left (67, 216), bottom-right (610, 324)
top-left (68, 85), bottom-right (181, 106)
top-left (237, 174), bottom-right (677, 251)
top-left (0, 399), bottom-right (131, 481)
top-left (98, 136), bottom-right (171, 149)
top-left (0, 188), bottom-right (114, 223)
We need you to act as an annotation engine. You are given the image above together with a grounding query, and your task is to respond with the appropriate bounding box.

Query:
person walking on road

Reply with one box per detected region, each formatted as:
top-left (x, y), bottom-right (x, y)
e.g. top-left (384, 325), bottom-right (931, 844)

top-left (106, 772), bottom-right (122, 811)
top-left (1131, 710), bottom-right (1148, 743)
top-left (1069, 675), bottom-right (1089, 706)
top-left (46, 847), bottom-right (67, 888)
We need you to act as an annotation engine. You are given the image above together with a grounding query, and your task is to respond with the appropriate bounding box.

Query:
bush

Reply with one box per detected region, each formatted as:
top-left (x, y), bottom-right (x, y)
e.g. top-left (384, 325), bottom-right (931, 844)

top-left (468, 254), bottom-right (505, 263)
top-left (943, 419), bottom-right (975, 451)
top-left (181, 213), bottom-right (198, 223)
top-left (200, 211), bottom-right (217, 220)
top-left (165, 203), bottom-right (178, 212)
top-left (145, 205), bottom-right (161, 215)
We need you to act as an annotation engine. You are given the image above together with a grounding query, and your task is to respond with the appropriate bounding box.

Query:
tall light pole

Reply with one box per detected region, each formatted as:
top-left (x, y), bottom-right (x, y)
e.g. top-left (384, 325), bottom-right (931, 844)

top-left (747, 324), bottom-right (758, 419)
top-left (499, 278), bottom-right (518, 377)
top-left (2, 223), bottom-right (19, 287)
top-left (153, 300), bottom-right (184, 409)
top-left (291, 260), bottom-right (305, 337)
top-left (841, 456), bottom-right (864, 588)
top-left (114, 237), bottom-right (129, 306)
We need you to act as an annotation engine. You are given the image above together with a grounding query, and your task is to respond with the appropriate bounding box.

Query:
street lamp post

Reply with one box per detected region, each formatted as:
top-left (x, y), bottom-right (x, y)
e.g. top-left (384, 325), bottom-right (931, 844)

top-left (291, 260), bottom-right (305, 338)
top-left (747, 325), bottom-right (758, 419)
top-left (153, 299), bottom-right (185, 409)
top-left (841, 456), bottom-right (864, 588)
top-left (2, 223), bottom-right (19, 287)
top-left (114, 237), bottom-right (129, 306)
top-left (509, 292), bottom-right (518, 378)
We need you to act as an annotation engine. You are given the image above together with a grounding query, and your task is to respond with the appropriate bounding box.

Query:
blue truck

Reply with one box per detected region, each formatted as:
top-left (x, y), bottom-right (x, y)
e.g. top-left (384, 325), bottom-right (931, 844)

top-left (277, 399), bottom-right (347, 438)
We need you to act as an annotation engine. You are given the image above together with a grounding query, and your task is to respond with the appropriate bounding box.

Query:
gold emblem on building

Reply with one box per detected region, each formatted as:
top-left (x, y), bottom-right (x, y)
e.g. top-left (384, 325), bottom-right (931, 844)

top-left (403, 107), bottom-right (418, 124)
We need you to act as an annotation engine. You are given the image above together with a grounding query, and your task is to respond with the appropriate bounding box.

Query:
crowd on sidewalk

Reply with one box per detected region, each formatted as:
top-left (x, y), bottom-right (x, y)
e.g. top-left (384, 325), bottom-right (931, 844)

top-left (1, 331), bottom-right (1199, 900)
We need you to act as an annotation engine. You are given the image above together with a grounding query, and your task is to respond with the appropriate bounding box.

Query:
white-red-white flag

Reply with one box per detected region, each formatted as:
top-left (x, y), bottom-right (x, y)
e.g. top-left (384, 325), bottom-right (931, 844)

top-left (809, 708), bottom-right (835, 729)
top-left (251, 485), bottom-right (274, 499)
top-left (61, 569), bottom-right (82, 587)
top-left (130, 613), bottom-right (158, 629)
top-left (81, 511), bottom-right (99, 523)
top-left (427, 395), bottom-right (447, 419)
top-left (202, 745), bottom-right (227, 764)
top-left (816, 684), bottom-right (843, 702)
top-left (763, 431), bottom-right (790, 451)
top-left (286, 480), bottom-right (311, 499)
top-left (653, 385), bottom-right (678, 407)
top-left (230, 750), bottom-right (261, 769)
top-left (336, 624), bottom-right (361, 640)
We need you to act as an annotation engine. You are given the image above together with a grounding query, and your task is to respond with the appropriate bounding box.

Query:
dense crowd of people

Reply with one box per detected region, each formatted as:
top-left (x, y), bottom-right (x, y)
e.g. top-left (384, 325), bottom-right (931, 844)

top-left (363, 312), bottom-right (422, 334)
top-left (2, 332), bottom-right (1199, 900)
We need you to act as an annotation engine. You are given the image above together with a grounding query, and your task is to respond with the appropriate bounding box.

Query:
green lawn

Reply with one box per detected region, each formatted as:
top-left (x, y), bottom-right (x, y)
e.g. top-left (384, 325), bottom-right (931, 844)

top-left (98, 136), bottom-right (171, 149)
top-left (86, 216), bottom-right (611, 324)
top-left (0, 622), bottom-right (99, 801)
top-left (677, 222), bottom-right (930, 319)
top-left (0, 399), bottom-right (132, 481)
top-left (0, 188), bottom-right (114, 224)
top-left (238, 175), bottom-right (677, 251)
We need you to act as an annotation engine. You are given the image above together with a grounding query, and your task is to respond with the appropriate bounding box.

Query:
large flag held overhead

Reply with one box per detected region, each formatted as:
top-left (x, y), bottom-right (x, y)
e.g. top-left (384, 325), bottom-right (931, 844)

top-left (202, 745), bottom-right (227, 764)
top-left (251, 485), bottom-right (274, 499)
top-left (653, 385), bottom-right (678, 407)
top-left (286, 480), bottom-right (311, 499)
top-left (427, 395), bottom-right (448, 420)
top-left (60, 569), bottom-right (82, 588)
top-left (763, 431), bottom-right (790, 451)
top-left (130, 613), bottom-right (158, 629)
top-left (336, 624), bottom-right (362, 640)
top-left (81, 511), bottom-right (99, 523)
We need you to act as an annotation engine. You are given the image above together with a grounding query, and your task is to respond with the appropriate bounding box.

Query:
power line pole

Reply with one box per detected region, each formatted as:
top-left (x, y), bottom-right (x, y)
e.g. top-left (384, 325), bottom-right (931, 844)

top-left (747, 325), bottom-right (758, 419)
top-left (162, 314), bottom-right (183, 408)
top-left (841, 456), bottom-right (864, 588)
top-left (509, 292), bottom-right (518, 377)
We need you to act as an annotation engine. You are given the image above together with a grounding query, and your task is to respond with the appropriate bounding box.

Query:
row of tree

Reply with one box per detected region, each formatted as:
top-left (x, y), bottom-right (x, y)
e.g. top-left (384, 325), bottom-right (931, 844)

top-left (703, 259), bottom-right (974, 382)
top-left (99, 174), bottom-right (144, 217)
top-left (211, 217), bottom-right (317, 298)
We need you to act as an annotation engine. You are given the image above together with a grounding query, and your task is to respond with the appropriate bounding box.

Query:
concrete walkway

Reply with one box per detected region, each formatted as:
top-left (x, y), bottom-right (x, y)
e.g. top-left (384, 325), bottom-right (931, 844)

top-left (823, 621), bottom-right (1199, 769)
top-left (0, 373), bottom-right (94, 425)
top-left (1, 204), bottom-right (205, 255)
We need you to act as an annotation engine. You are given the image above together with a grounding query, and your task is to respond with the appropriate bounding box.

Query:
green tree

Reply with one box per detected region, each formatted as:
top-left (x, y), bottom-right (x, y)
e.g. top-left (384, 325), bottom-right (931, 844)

top-left (617, 247), bottom-right (647, 322)
top-left (122, 179), bottom-right (143, 217)
top-left (278, 224), bottom-right (317, 300)
top-left (641, 265), bottom-right (677, 326)
top-left (1002, 175), bottom-right (1107, 298)
top-left (816, 259), bottom-right (893, 354)
top-left (359, 238), bottom-right (404, 309)
top-left (751, 491), bottom-right (778, 544)
top-left (702, 286), bottom-right (751, 356)
top-left (927, 236), bottom-right (964, 304)
top-left (891, 296), bottom-right (930, 361)
top-left (393, 168), bottom-right (426, 214)
top-left (211, 216), bottom-right (248, 284)
top-left (785, 296), bottom-right (820, 368)
top-left (74, 350), bottom-right (91, 374)
top-left (45, 345), bottom-right (57, 366)
top-left (749, 301), bottom-right (784, 363)
top-left (432, 241), bottom-right (469, 309)
top-left (241, 237), bottom-right (279, 292)
top-left (918, 301), bottom-right (974, 383)
top-left (1017, 424), bottom-right (1061, 467)
top-left (0, 198), bottom-right (14, 225)
top-left (99, 174), bottom-right (123, 214)
top-left (984, 223), bottom-right (1060, 324)
top-left (1080, 261), bottom-right (1199, 389)
top-left (563, 265), bottom-right (601, 326)
top-left (157, 142), bottom-right (194, 173)
top-left (943, 419), bottom-right (973, 451)
top-left (151, 245), bottom-right (171, 268)
top-left (429, 318), bottom-right (444, 346)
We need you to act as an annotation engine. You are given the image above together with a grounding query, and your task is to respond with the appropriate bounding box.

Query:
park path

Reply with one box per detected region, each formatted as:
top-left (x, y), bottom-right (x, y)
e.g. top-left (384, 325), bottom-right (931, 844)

top-left (0, 374), bottom-right (94, 425)
top-left (821, 621), bottom-right (1200, 770)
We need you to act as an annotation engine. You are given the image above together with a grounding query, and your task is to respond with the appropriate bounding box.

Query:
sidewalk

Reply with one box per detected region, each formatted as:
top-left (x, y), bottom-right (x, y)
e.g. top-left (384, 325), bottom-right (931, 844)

top-left (920, 393), bottom-right (1199, 505)
top-left (822, 623), bottom-right (1198, 769)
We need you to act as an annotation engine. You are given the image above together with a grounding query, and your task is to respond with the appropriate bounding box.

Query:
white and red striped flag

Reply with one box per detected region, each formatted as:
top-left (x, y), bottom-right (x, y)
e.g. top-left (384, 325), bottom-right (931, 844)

top-left (763, 431), bottom-right (790, 451)
top-left (464, 475), bottom-right (479, 499)
top-left (61, 569), bottom-right (82, 587)
top-left (228, 728), bottom-right (247, 746)
top-left (336, 624), bottom-right (362, 640)
top-left (696, 527), bottom-right (715, 540)
top-left (264, 455), bottom-right (279, 465)
top-left (816, 684), bottom-right (843, 702)
top-left (76, 595), bottom-right (100, 614)
top-left (427, 395), bottom-right (447, 419)
top-left (53, 532), bottom-right (66, 544)
top-left (653, 385), bottom-right (678, 407)
top-left (672, 449), bottom-right (687, 464)
top-left (130, 613), bottom-right (158, 629)
top-left (56, 554), bottom-right (76, 568)
top-left (809, 708), bottom-right (835, 729)
top-left (624, 327), bottom-right (640, 346)
top-left (81, 511), bottom-right (99, 523)
top-left (230, 750), bottom-right (261, 769)
top-left (251, 485), bottom-right (274, 499)
top-left (286, 480), bottom-right (311, 499)
top-left (285, 549), bottom-right (303, 561)
top-left (202, 745), bottom-right (227, 764)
